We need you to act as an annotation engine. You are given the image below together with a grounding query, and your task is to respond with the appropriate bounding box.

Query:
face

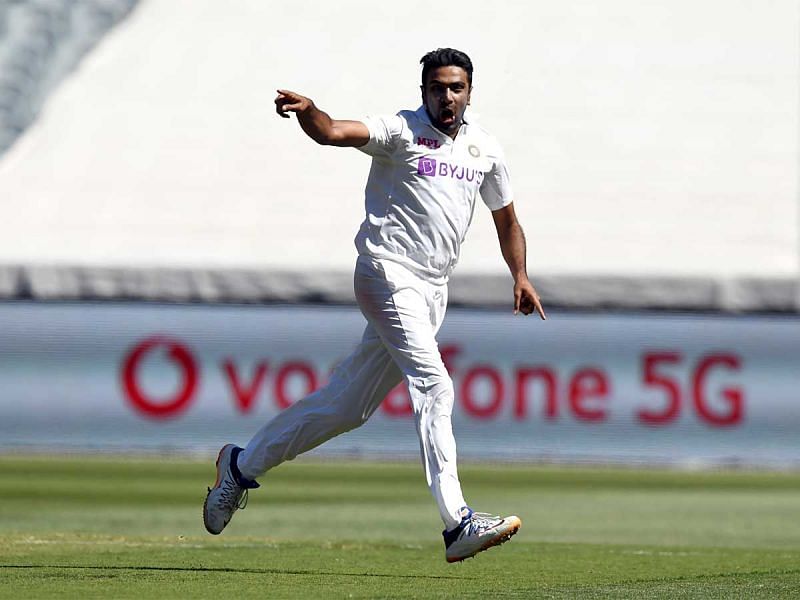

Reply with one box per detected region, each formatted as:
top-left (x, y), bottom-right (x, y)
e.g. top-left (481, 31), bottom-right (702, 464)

top-left (421, 65), bottom-right (472, 137)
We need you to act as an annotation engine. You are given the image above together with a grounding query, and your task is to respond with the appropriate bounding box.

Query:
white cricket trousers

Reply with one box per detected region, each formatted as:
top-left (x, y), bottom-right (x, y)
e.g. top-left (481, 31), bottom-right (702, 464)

top-left (238, 256), bottom-right (467, 530)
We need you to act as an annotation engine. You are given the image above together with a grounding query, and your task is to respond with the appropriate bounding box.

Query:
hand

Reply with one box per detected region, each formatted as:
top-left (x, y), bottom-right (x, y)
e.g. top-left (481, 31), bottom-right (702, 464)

top-left (514, 278), bottom-right (546, 320)
top-left (275, 89), bottom-right (313, 119)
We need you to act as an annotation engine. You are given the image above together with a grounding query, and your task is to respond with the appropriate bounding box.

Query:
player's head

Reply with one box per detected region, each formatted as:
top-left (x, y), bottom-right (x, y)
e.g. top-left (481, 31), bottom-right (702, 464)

top-left (419, 48), bottom-right (473, 137)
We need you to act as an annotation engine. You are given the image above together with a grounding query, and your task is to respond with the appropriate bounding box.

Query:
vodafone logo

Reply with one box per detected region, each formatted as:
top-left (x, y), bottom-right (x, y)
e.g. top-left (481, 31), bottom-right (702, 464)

top-left (119, 335), bottom-right (745, 428)
top-left (121, 336), bottom-right (199, 419)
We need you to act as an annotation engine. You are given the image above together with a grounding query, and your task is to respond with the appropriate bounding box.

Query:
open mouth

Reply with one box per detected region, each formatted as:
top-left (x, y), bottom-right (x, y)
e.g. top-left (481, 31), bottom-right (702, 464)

top-left (439, 107), bottom-right (456, 125)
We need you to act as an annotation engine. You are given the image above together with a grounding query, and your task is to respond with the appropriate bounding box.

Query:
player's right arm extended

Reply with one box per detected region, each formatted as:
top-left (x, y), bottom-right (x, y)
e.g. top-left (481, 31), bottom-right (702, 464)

top-left (275, 89), bottom-right (370, 147)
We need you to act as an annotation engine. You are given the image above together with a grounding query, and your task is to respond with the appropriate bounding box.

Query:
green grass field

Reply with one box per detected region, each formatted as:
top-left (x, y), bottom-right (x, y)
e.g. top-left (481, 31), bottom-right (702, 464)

top-left (1, 456), bottom-right (799, 598)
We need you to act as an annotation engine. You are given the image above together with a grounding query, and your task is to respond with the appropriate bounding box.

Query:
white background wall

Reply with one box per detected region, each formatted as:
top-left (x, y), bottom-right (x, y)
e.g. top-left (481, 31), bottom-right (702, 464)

top-left (0, 0), bottom-right (797, 279)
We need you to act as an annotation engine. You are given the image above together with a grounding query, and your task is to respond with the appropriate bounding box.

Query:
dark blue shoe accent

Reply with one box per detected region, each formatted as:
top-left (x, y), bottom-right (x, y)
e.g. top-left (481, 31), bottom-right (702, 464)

top-left (442, 506), bottom-right (473, 548)
top-left (229, 446), bottom-right (260, 489)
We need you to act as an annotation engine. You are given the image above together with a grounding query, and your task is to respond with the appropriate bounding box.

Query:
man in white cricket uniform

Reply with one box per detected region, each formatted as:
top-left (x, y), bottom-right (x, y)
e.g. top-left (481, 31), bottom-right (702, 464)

top-left (204, 48), bottom-right (546, 563)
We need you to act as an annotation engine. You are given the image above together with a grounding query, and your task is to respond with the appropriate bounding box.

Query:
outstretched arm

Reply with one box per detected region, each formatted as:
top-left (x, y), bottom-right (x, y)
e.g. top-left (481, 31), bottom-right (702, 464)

top-left (492, 203), bottom-right (546, 319)
top-left (275, 89), bottom-right (370, 147)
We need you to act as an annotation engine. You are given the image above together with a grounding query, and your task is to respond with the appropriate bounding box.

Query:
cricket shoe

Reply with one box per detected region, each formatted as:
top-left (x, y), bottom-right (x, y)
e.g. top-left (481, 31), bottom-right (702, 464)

top-left (203, 444), bottom-right (259, 535)
top-left (443, 508), bottom-right (521, 563)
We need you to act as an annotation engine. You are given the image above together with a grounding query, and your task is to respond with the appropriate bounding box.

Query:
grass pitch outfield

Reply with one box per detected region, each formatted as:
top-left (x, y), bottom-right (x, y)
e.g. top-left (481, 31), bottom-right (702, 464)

top-left (1, 457), bottom-right (799, 598)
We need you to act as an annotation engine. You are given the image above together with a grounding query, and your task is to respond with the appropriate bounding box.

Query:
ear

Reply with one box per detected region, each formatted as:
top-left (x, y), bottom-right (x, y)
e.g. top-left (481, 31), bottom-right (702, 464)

top-left (467, 86), bottom-right (473, 105)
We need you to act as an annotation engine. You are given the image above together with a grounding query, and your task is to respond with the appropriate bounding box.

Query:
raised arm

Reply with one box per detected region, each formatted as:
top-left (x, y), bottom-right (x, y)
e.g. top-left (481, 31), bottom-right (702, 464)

top-left (275, 89), bottom-right (370, 147)
top-left (491, 203), bottom-right (546, 319)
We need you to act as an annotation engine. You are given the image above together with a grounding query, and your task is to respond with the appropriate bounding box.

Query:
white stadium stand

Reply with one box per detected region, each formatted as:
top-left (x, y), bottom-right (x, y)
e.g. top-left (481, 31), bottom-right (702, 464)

top-left (0, 0), bottom-right (137, 153)
top-left (0, 0), bottom-right (797, 310)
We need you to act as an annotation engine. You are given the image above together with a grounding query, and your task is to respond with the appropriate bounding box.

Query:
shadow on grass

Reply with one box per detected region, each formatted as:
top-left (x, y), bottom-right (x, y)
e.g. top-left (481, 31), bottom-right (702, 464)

top-left (0, 564), bottom-right (471, 580)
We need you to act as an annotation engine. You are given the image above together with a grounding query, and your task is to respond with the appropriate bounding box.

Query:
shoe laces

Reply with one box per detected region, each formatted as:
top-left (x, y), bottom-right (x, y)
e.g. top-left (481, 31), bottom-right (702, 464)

top-left (216, 471), bottom-right (249, 511)
top-left (464, 512), bottom-right (502, 537)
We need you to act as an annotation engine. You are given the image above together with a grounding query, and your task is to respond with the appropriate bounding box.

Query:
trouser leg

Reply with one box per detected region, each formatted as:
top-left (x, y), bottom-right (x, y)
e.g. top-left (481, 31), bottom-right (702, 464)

top-left (237, 323), bottom-right (402, 480)
top-left (355, 259), bottom-right (467, 531)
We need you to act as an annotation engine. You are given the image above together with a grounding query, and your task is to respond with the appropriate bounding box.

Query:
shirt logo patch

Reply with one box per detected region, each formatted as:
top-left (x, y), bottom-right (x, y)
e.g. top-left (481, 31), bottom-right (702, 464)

top-left (418, 157), bottom-right (437, 176)
top-left (417, 136), bottom-right (441, 150)
top-left (468, 144), bottom-right (481, 157)
top-left (417, 157), bottom-right (484, 184)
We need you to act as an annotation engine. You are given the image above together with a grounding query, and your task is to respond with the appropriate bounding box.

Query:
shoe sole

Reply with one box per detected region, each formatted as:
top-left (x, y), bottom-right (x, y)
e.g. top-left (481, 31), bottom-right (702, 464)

top-left (202, 444), bottom-right (234, 535)
top-left (446, 516), bottom-right (522, 563)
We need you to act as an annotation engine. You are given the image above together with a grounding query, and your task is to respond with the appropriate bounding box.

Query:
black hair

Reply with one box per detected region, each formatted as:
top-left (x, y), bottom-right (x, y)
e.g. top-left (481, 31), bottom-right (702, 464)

top-left (419, 48), bottom-right (473, 87)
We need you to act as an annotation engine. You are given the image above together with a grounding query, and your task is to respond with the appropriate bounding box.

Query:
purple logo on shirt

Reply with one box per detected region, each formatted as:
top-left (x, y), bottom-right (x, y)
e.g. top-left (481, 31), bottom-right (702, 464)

top-left (417, 156), bottom-right (483, 184)
top-left (417, 136), bottom-right (441, 150)
top-left (418, 157), bottom-right (437, 176)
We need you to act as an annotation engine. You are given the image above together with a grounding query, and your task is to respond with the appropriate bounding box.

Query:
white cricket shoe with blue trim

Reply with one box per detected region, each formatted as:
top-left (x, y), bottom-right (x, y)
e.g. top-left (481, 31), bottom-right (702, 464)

top-left (443, 508), bottom-right (521, 563)
top-left (203, 444), bottom-right (259, 535)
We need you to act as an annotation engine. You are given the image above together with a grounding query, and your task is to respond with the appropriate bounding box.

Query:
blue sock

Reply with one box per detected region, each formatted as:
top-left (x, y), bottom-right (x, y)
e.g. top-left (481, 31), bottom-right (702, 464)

top-left (443, 506), bottom-right (473, 544)
top-left (229, 447), bottom-right (259, 489)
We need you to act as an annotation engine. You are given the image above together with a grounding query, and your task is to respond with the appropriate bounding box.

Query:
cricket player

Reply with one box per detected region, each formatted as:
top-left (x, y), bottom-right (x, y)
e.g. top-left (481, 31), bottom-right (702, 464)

top-left (204, 48), bottom-right (546, 563)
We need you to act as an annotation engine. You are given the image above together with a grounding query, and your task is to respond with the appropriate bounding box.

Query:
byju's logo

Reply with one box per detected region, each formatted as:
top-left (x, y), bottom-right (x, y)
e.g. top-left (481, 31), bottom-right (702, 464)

top-left (416, 156), bottom-right (483, 184)
top-left (418, 157), bottom-right (437, 176)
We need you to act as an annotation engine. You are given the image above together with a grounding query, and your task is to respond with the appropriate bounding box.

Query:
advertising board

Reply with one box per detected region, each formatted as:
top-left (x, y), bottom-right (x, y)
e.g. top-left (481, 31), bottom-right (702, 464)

top-left (1, 302), bottom-right (797, 466)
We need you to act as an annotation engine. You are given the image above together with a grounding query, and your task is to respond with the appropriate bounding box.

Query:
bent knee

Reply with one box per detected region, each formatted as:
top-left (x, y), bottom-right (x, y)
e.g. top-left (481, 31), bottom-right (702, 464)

top-left (407, 374), bottom-right (455, 414)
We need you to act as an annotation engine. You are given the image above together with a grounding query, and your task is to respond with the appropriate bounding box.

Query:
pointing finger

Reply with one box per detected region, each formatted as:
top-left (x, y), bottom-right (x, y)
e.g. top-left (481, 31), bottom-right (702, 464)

top-left (534, 296), bottom-right (547, 320)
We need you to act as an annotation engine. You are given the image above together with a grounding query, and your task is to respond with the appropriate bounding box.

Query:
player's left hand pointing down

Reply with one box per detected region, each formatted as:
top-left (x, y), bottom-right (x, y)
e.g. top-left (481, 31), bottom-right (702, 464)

top-left (514, 279), bottom-right (546, 320)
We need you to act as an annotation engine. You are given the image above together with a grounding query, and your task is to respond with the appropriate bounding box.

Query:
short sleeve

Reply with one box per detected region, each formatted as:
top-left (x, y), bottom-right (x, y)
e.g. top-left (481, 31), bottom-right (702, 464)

top-left (479, 148), bottom-right (514, 210)
top-left (356, 114), bottom-right (404, 158)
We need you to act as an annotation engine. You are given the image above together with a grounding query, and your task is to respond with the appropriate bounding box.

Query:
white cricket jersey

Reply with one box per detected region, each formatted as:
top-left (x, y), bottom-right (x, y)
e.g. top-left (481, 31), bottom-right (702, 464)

top-left (355, 106), bottom-right (513, 284)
